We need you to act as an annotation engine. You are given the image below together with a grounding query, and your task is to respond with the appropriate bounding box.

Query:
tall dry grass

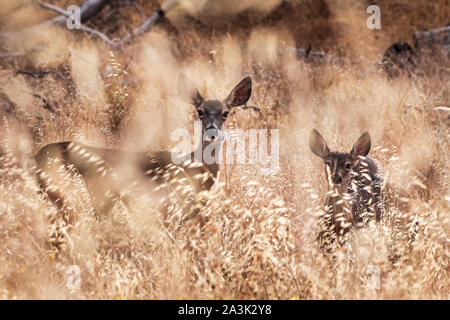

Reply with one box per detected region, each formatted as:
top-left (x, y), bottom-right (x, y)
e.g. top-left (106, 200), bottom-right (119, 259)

top-left (0, 0), bottom-right (448, 299)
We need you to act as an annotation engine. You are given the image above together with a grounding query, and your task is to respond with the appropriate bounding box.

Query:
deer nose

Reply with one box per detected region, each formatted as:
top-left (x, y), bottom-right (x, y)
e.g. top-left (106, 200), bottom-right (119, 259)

top-left (332, 175), bottom-right (343, 185)
top-left (205, 127), bottom-right (219, 140)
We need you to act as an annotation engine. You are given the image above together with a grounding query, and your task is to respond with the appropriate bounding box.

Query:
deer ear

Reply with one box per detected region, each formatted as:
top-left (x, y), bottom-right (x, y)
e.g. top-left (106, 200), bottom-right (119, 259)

top-left (309, 129), bottom-right (330, 159)
top-left (350, 132), bottom-right (371, 159)
top-left (224, 76), bottom-right (252, 108)
top-left (177, 73), bottom-right (204, 108)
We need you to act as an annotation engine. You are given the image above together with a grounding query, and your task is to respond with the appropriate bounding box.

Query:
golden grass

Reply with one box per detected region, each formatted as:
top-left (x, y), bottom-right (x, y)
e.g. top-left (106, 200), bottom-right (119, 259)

top-left (0, 0), bottom-right (448, 299)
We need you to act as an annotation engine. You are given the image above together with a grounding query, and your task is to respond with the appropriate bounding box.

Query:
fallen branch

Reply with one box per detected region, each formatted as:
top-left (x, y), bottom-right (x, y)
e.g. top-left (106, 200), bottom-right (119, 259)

top-left (1, 90), bottom-right (59, 116)
top-left (95, 0), bottom-right (180, 47)
top-left (47, 0), bottom-right (180, 48)
top-left (41, 0), bottom-right (109, 24)
top-left (413, 25), bottom-right (450, 50)
top-left (78, 24), bottom-right (117, 47)
top-left (32, 94), bottom-right (58, 115)
top-left (15, 69), bottom-right (76, 91)
top-left (0, 0), bottom-right (109, 41)
top-left (241, 105), bottom-right (261, 113)
top-left (38, 0), bottom-right (180, 48)
top-left (37, 1), bottom-right (67, 17)
top-left (117, 8), bottom-right (164, 47)
top-left (1, 0), bottom-right (179, 50)
top-left (37, 0), bottom-right (117, 46)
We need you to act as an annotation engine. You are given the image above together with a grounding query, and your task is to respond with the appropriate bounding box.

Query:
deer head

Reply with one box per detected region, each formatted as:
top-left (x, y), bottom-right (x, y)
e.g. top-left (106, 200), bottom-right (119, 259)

top-left (309, 129), bottom-right (371, 192)
top-left (177, 73), bottom-right (252, 141)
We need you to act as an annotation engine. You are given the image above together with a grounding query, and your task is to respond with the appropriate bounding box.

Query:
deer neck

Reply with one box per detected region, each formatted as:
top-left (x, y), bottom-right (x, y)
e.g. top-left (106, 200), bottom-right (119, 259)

top-left (191, 132), bottom-right (224, 178)
top-left (324, 184), bottom-right (353, 230)
top-left (325, 186), bottom-right (348, 212)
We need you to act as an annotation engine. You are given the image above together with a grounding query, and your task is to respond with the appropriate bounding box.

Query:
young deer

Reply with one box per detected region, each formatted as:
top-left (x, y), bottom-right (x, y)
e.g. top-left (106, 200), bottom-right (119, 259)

top-left (309, 129), bottom-right (382, 251)
top-left (34, 74), bottom-right (253, 225)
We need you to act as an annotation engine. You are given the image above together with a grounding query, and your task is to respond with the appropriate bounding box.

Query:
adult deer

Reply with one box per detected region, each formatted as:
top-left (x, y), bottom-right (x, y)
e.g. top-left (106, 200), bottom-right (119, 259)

top-left (34, 74), bottom-right (254, 227)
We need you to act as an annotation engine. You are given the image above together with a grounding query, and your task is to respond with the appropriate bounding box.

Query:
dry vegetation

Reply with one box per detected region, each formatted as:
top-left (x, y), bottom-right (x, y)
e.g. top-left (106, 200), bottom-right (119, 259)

top-left (0, 0), bottom-right (449, 299)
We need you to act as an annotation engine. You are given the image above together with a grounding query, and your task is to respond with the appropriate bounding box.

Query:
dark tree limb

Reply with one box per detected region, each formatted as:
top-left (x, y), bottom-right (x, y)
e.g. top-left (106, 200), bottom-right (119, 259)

top-left (15, 69), bottom-right (76, 91)
top-left (240, 105), bottom-right (261, 114)
top-left (36, 0), bottom-right (117, 46)
top-left (37, 1), bottom-right (67, 17)
top-left (78, 0), bottom-right (109, 23)
top-left (118, 56), bottom-right (134, 76)
top-left (117, 9), bottom-right (165, 47)
top-left (103, 0), bottom-right (180, 47)
top-left (0, 0), bottom-right (109, 41)
top-left (79, 24), bottom-right (117, 46)
top-left (39, 0), bottom-right (109, 24)
top-left (32, 94), bottom-right (58, 115)
top-left (1, 90), bottom-right (58, 116)
top-left (38, 0), bottom-right (180, 48)
top-left (1, 0), bottom-right (179, 50)
top-left (305, 44), bottom-right (311, 58)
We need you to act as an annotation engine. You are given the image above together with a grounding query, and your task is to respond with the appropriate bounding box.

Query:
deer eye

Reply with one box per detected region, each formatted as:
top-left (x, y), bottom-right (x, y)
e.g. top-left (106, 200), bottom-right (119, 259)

top-left (222, 111), bottom-right (229, 119)
top-left (197, 110), bottom-right (204, 118)
top-left (345, 163), bottom-right (352, 171)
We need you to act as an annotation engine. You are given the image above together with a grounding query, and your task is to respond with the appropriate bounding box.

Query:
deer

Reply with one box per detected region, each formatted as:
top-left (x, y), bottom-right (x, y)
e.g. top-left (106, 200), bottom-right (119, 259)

top-left (309, 129), bottom-right (383, 252)
top-left (34, 74), bottom-right (254, 231)
top-left (309, 129), bottom-right (419, 265)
